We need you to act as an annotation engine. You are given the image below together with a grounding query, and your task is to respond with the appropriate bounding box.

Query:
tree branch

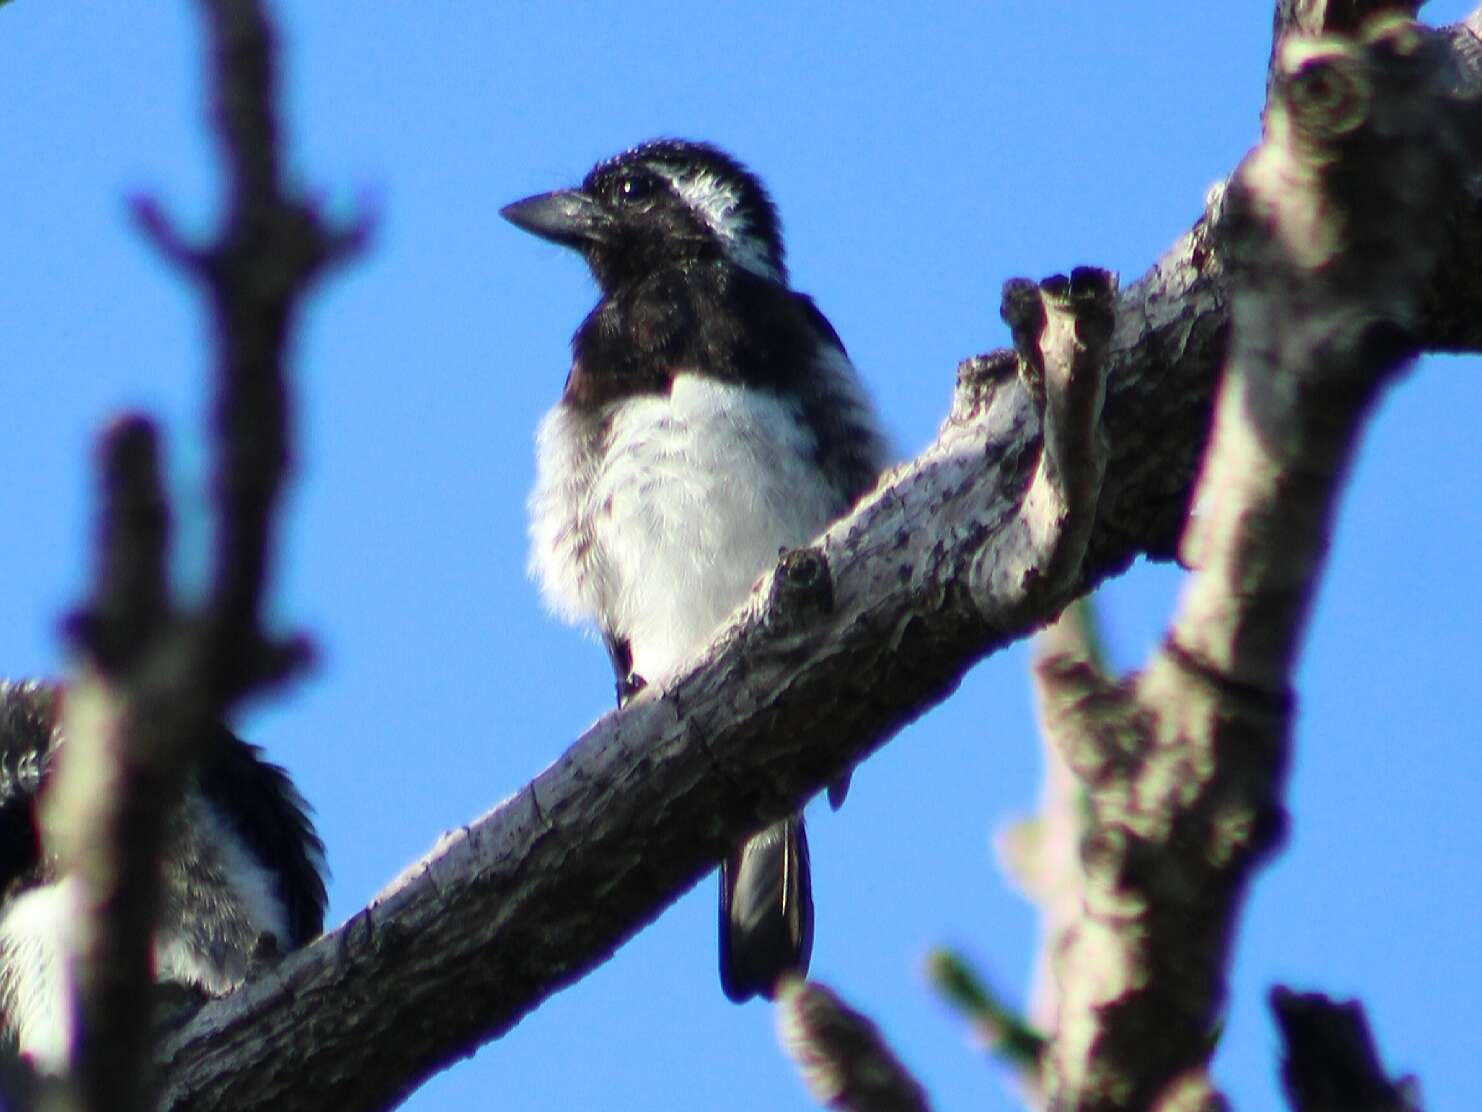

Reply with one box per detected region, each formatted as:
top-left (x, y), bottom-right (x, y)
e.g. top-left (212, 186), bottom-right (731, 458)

top-left (36, 0), bottom-right (363, 1108)
top-left (1031, 14), bottom-right (1479, 1109)
top-left (979, 269), bottom-right (1116, 623)
top-left (777, 979), bottom-right (930, 1111)
top-left (1272, 988), bottom-right (1418, 1111)
top-left (926, 948), bottom-right (1045, 1081)
top-left (41, 421), bottom-right (176, 1112)
top-left (150, 7), bottom-right (1482, 1112)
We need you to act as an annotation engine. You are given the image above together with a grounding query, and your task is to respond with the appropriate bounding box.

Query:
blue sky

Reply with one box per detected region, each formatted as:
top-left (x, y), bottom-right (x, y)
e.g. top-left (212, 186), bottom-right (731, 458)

top-left (2, 3), bottom-right (1479, 1109)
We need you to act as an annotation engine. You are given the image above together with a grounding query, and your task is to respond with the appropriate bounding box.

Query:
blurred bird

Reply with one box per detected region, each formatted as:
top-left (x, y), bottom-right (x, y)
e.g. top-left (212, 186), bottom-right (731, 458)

top-left (0, 680), bottom-right (326, 1071)
top-left (504, 139), bottom-right (888, 1002)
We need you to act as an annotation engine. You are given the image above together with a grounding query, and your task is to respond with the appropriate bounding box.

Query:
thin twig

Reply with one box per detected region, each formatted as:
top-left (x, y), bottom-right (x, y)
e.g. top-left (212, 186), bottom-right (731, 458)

top-left (777, 979), bottom-right (930, 1111)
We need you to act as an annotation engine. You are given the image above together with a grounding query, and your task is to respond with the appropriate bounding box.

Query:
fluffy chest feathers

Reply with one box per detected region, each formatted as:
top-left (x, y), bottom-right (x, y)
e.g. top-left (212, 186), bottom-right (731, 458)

top-left (530, 374), bottom-right (858, 682)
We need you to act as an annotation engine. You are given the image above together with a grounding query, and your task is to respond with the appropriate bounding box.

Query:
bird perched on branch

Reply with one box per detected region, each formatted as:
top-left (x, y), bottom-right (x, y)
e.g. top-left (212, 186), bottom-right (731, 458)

top-left (0, 679), bottom-right (326, 1071)
top-left (504, 139), bottom-right (888, 1002)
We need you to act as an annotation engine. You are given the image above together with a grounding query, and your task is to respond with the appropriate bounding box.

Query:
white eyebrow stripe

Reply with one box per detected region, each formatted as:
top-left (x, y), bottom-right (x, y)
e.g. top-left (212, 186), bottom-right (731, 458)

top-left (656, 166), bottom-right (783, 283)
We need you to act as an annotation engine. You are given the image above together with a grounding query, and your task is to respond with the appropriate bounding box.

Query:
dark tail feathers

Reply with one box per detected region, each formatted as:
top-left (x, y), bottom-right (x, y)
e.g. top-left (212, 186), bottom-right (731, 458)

top-left (719, 813), bottom-right (813, 1003)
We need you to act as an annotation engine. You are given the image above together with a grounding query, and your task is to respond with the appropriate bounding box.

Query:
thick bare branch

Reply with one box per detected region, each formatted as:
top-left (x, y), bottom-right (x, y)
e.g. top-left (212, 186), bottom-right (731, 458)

top-left (1270, 0), bottom-right (1423, 72)
top-left (151, 10), bottom-right (1482, 1112)
top-left (1036, 16), bottom-right (1479, 1109)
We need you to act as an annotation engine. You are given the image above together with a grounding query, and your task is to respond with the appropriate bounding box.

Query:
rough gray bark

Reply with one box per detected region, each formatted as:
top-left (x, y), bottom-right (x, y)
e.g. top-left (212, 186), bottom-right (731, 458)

top-left (1014, 13), bottom-right (1480, 1110)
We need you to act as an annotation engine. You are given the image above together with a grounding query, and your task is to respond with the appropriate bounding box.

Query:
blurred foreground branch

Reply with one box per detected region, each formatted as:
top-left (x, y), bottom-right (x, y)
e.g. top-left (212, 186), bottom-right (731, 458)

top-left (777, 979), bottom-right (930, 1112)
top-left (35, 0), bottom-right (363, 1109)
top-left (1272, 988), bottom-right (1419, 1111)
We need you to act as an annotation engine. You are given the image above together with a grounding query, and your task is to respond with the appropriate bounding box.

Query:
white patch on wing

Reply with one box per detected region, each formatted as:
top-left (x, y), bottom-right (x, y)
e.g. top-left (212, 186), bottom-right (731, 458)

top-left (155, 793), bottom-right (291, 994)
top-left (0, 793), bottom-right (292, 1075)
top-left (0, 878), bottom-right (80, 1072)
top-left (661, 168), bottom-right (781, 282)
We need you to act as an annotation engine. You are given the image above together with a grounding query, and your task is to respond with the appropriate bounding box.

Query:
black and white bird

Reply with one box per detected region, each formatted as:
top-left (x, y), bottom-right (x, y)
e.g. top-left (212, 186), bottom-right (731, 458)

top-left (503, 139), bottom-right (888, 1002)
top-left (0, 679), bottom-right (326, 1071)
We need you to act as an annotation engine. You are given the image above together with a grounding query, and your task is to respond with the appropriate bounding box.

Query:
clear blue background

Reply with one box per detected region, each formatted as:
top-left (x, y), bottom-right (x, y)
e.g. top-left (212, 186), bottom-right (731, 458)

top-left (1, 3), bottom-right (1478, 1109)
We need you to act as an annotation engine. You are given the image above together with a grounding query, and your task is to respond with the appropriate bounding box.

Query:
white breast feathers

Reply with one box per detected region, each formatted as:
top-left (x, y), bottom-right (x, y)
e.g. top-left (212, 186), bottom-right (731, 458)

top-left (529, 374), bottom-right (848, 684)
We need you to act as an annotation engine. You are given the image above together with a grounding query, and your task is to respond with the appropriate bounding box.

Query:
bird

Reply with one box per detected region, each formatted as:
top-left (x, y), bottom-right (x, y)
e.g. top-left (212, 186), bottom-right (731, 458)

top-left (503, 138), bottom-right (888, 1002)
top-left (0, 679), bottom-right (326, 1072)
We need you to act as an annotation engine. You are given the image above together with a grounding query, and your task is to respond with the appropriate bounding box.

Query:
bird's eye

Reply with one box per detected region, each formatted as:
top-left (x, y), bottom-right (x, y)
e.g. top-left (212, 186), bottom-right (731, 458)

top-left (617, 175), bottom-right (654, 204)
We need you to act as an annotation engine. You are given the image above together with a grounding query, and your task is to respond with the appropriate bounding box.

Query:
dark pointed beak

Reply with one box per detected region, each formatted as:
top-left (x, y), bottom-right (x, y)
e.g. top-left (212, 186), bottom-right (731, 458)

top-left (500, 188), bottom-right (609, 250)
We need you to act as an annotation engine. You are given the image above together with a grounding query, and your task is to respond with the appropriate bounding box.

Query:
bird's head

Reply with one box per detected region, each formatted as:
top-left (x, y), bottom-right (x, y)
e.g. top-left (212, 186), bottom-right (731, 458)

top-left (501, 139), bottom-right (787, 290)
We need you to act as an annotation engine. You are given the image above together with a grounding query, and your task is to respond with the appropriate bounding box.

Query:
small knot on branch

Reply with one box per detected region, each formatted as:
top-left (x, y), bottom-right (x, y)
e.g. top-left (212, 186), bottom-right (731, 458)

top-left (765, 547), bottom-right (835, 633)
top-left (948, 350), bottom-right (1018, 426)
top-left (1280, 40), bottom-right (1374, 142)
top-left (1001, 269), bottom-right (1118, 426)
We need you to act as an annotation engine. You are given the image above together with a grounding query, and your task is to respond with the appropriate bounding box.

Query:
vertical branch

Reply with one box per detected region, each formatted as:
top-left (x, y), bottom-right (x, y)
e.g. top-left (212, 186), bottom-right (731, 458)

top-left (973, 268), bottom-right (1116, 626)
top-left (1031, 15), bottom-right (1480, 1110)
top-left (137, 0), bottom-right (367, 694)
top-left (43, 422), bottom-right (176, 1112)
top-left (193, 0), bottom-right (344, 672)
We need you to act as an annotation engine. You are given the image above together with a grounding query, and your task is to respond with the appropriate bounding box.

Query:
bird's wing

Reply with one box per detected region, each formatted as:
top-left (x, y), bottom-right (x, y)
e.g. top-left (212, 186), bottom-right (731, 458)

top-left (198, 726), bottom-right (327, 946)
